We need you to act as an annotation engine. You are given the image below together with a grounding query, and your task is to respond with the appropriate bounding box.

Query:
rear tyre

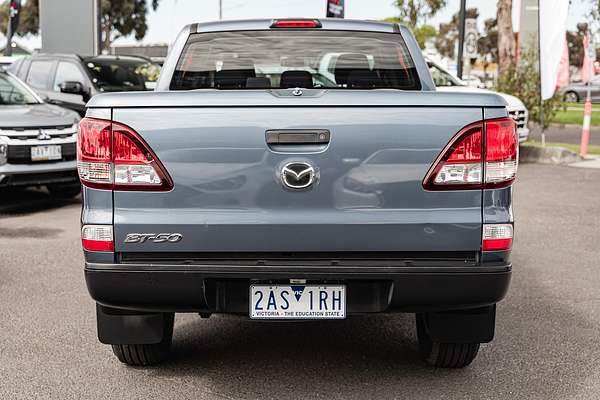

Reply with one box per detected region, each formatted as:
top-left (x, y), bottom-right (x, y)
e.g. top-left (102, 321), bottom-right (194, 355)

top-left (46, 183), bottom-right (81, 198)
top-left (564, 91), bottom-right (579, 103)
top-left (416, 313), bottom-right (480, 368)
top-left (111, 313), bottom-right (174, 366)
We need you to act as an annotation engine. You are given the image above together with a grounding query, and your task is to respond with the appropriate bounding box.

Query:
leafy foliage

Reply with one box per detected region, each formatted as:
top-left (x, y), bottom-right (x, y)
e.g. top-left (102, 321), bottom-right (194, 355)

top-left (566, 23), bottom-right (588, 68)
top-left (99, 0), bottom-right (160, 51)
top-left (391, 0), bottom-right (447, 28)
top-left (383, 17), bottom-right (437, 49)
top-left (0, 0), bottom-right (39, 36)
top-left (434, 7), bottom-right (479, 59)
top-left (496, 48), bottom-right (562, 130)
top-left (478, 18), bottom-right (498, 63)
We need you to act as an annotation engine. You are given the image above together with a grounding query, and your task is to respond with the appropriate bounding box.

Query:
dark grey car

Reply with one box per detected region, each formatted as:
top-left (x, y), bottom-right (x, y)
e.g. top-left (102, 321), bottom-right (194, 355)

top-left (562, 76), bottom-right (600, 103)
top-left (0, 70), bottom-right (80, 195)
top-left (9, 54), bottom-right (161, 116)
top-left (78, 19), bottom-right (517, 369)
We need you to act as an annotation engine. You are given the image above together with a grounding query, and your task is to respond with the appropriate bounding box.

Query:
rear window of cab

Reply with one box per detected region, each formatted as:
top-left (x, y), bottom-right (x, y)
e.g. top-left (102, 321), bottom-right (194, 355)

top-left (170, 30), bottom-right (421, 91)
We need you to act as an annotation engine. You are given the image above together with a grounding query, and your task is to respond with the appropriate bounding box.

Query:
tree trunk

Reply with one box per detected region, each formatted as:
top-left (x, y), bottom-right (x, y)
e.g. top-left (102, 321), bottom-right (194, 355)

top-left (102, 14), bottom-right (112, 53)
top-left (497, 0), bottom-right (515, 78)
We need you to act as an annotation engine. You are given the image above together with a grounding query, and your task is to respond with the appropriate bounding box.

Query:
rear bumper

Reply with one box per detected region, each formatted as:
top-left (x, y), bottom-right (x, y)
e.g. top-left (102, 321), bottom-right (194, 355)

top-left (85, 263), bottom-right (511, 314)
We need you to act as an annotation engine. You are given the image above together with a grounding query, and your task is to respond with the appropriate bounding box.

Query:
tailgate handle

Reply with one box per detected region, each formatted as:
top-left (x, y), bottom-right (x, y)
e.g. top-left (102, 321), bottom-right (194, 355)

top-left (266, 129), bottom-right (330, 145)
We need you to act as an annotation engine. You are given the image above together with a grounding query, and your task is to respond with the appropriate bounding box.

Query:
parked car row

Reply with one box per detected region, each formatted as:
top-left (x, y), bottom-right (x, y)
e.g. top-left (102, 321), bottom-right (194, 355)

top-left (9, 54), bottom-right (161, 116)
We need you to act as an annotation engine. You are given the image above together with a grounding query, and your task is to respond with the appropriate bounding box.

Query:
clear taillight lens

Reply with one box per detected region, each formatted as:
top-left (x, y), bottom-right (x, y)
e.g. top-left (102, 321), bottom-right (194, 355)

top-left (81, 225), bottom-right (114, 252)
top-left (482, 224), bottom-right (513, 251)
top-left (423, 117), bottom-right (518, 190)
top-left (77, 118), bottom-right (172, 191)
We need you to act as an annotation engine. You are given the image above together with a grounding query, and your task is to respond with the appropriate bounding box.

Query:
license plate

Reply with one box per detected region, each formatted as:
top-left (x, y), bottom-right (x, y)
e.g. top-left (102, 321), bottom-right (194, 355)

top-left (31, 145), bottom-right (62, 161)
top-left (250, 284), bottom-right (346, 319)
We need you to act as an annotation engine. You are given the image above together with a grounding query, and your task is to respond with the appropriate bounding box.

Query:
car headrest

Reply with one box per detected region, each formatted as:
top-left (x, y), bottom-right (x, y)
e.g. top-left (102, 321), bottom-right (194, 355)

top-left (347, 70), bottom-right (380, 89)
top-left (246, 77), bottom-right (271, 88)
top-left (214, 67), bottom-right (256, 89)
top-left (334, 54), bottom-right (371, 85)
top-left (280, 70), bottom-right (313, 89)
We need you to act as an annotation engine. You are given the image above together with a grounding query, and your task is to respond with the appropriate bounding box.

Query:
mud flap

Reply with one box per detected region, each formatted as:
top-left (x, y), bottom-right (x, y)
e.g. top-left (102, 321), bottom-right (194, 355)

top-left (96, 305), bottom-right (167, 345)
top-left (420, 305), bottom-right (496, 343)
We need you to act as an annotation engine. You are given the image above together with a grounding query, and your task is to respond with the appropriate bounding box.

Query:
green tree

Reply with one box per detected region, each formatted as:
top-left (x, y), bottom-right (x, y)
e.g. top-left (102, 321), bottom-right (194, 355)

top-left (496, 48), bottom-right (562, 130)
top-left (383, 16), bottom-right (437, 49)
top-left (434, 7), bottom-right (479, 59)
top-left (566, 23), bottom-right (588, 68)
top-left (477, 18), bottom-right (498, 81)
top-left (1, 0), bottom-right (160, 52)
top-left (0, 0), bottom-right (39, 36)
top-left (99, 0), bottom-right (160, 51)
top-left (390, 0), bottom-right (447, 28)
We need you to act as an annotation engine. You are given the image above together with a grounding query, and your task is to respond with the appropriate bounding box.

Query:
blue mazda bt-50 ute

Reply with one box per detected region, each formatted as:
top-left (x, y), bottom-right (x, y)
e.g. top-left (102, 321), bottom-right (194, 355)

top-left (78, 19), bottom-right (516, 368)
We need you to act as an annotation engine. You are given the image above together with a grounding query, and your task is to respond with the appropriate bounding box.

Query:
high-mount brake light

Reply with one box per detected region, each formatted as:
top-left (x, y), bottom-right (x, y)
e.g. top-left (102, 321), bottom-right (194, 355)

top-left (270, 19), bottom-right (322, 28)
top-left (423, 117), bottom-right (518, 190)
top-left (77, 117), bottom-right (173, 191)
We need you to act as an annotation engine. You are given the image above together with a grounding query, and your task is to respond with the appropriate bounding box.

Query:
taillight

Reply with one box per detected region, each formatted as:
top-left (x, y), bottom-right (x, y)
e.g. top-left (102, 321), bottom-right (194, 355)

top-left (484, 118), bottom-right (518, 187)
top-left (270, 19), bottom-right (322, 28)
top-left (423, 117), bottom-right (518, 190)
top-left (482, 224), bottom-right (513, 251)
top-left (77, 118), bottom-right (173, 191)
top-left (81, 225), bottom-right (114, 252)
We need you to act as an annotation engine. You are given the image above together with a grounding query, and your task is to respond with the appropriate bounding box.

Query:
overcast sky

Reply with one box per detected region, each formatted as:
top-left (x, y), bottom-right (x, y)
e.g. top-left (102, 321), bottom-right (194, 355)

top-left (115, 0), bottom-right (590, 45)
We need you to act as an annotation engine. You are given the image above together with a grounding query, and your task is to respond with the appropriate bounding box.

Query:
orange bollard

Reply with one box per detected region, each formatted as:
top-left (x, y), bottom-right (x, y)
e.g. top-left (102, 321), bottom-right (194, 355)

top-left (580, 96), bottom-right (592, 157)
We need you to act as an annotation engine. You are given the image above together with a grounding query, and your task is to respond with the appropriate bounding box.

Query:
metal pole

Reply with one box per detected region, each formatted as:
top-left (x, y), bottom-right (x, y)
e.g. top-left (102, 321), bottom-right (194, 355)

top-left (5, 24), bottom-right (13, 56)
top-left (537, 0), bottom-right (545, 141)
top-left (219, 0), bottom-right (222, 20)
top-left (456, 0), bottom-right (467, 79)
top-left (580, 37), bottom-right (594, 156)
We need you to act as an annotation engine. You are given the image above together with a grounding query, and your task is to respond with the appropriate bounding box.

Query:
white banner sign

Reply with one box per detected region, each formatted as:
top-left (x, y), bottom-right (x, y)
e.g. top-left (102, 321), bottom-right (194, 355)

top-left (539, 0), bottom-right (569, 100)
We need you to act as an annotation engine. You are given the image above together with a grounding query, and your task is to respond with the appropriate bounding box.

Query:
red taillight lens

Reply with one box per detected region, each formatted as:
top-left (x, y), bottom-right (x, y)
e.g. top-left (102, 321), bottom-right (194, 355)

top-left (77, 117), bottom-right (173, 191)
top-left (113, 125), bottom-right (151, 164)
top-left (484, 118), bottom-right (518, 187)
top-left (446, 128), bottom-right (482, 163)
top-left (270, 19), bottom-right (322, 28)
top-left (423, 117), bottom-right (518, 190)
top-left (423, 123), bottom-right (483, 189)
top-left (78, 118), bottom-right (111, 162)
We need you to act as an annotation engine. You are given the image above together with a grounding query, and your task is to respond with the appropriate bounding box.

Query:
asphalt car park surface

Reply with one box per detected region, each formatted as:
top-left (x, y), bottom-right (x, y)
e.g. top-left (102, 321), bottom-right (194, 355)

top-left (0, 163), bottom-right (599, 400)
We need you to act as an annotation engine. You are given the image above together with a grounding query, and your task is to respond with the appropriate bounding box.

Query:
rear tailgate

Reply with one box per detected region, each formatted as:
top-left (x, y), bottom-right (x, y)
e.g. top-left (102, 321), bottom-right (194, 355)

top-left (106, 92), bottom-right (494, 255)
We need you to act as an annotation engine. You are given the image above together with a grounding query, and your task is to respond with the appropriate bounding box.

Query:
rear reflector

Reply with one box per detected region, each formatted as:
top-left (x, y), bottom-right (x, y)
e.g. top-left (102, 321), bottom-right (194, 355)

top-left (423, 117), bottom-right (518, 190)
top-left (482, 224), bottom-right (513, 251)
top-left (81, 225), bottom-right (114, 252)
top-left (77, 118), bottom-right (173, 191)
top-left (270, 19), bottom-right (322, 28)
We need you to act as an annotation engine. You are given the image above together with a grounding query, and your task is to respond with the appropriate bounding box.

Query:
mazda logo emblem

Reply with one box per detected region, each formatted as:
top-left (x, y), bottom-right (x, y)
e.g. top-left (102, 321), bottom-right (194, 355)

top-left (281, 162), bottom-right (316, 190)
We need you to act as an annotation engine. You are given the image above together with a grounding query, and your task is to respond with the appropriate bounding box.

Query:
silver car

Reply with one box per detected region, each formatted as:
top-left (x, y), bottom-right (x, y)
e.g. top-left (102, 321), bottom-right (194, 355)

top-left (561, 76), bottom-right (600, 103)
top-left (0, 69), bottom-right (81, 197)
